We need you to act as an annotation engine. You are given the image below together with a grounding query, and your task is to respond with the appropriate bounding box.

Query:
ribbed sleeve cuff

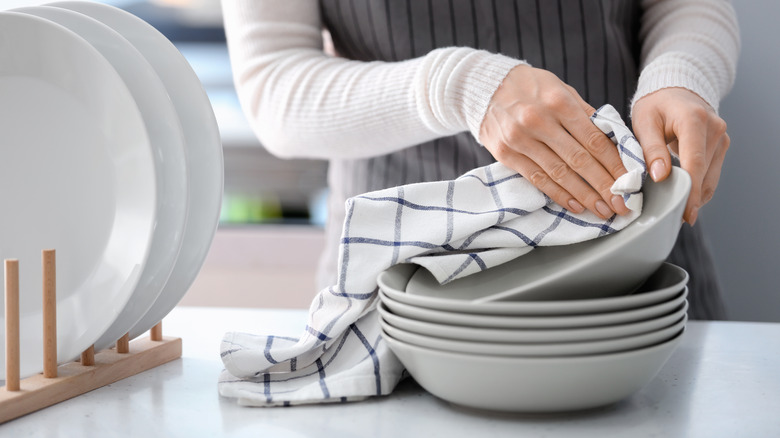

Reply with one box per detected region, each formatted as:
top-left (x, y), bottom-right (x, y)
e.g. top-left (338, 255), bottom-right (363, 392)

top-left (418, 47), bottom-right (525, 140)
top-left (451, 52), bottom-right (526, 142)
top-left (631, 52), bottom-right (721, 114)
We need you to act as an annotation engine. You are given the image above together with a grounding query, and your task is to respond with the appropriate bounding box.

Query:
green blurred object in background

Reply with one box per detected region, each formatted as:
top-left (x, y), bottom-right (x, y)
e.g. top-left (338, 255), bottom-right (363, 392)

top-left (220, 194), bottom-right (283, 224)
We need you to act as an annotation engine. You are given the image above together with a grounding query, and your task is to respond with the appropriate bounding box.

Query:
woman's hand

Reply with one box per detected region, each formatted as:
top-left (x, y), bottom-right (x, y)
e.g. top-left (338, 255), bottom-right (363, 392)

top-left (479, 64), bottom-right (630, 220)
top-left (632, 87), bottom-right (730, 225)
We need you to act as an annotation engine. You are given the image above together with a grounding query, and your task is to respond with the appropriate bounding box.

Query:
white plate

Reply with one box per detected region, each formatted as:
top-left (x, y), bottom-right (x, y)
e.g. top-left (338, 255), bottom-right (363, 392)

top-left (49, 1), bottom-right (224, 339)
top-left (378, 262), bottom-right (688, 316)
top-left (378, 287), bottom-right (688, 329)
top-left (14, 5), bottom-right (190, 352)
top-left (380, 311), bottom-right (686, 357)
top-left (405, 168), bottom-right (691, 302)
top-left (0, 11), bottom-right (156, 377)
top-left (383, 327), bottom-right (684, 412)
top-left (377, 300), bottom-right (688, 343)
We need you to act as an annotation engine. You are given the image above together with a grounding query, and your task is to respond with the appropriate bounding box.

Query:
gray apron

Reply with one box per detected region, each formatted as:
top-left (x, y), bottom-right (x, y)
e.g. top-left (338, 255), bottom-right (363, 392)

top-left (318, 0), bottom-right (726, 319)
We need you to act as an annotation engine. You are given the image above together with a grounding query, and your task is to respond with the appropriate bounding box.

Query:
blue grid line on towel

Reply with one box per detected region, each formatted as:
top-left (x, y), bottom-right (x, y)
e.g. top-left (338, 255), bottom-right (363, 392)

top-left (340, 237), bottom-right (439, 250)
top-left (220, 336), bottom-right (266, 358)
top-left (460, 172), bottom-right (524, 187)
top-left (454, 228), bottom-right (489, 250)
top-left (220, 348), bottom-right (240, 358)
top-left (315, 358), bottom-right (329, 399)
top-left (531, 208), bottom-right (567, 243)
top-left (312, 298), bottom-right (356, 340)
top-left (541, 206), bottom-right (619, 234)
top-left (445, 181), bottom-right (455, 244)
top-left (241, 329), bottom-right (355, 384)
top-left (441, 253), bottom-right (488, 283)
top-left (353, 195), bottom-right (534, 217)
top-left (485, 165), bottom-right (506, 224)
top-left (490, 226), bottom-right (537, 247)
top-left (327, 287), bottom-right (375, 299)
top-left (259, 334), bottom-right (303, 364)
top-left (491, 204), bottom-right (568, 247)
top-left (618, 134), bottom-right (646, 168)
top-left (337, 196), bottom-right (358, 295)
top-left (349, 324), bottom-right (383, 396)
top-left (470, 253), bottom-right (488, 270)
top-left (264, 337), bottom-right (278, 364)
top-left (391, 186), bottom-right (404, 265)
top-left (304, 325), bottom-right (333, 342)
top-left (264, 373), bottom-right (271, 403)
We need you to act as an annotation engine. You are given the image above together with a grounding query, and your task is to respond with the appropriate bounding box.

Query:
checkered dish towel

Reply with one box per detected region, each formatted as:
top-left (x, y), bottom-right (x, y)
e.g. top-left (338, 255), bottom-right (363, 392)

top-left (218, 104), bottom-right (648, 406)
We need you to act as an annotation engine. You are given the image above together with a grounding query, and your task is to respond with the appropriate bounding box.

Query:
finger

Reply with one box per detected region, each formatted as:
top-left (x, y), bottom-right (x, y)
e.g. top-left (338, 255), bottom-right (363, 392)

top-left (492, 105), bottom-right (620, 218)
top-left (667, 138), bottom-right (680, 158)
top-left (563, 113), bottom-right (628, 180)
top-left (700, 132), bottom-right (730, 206)
top-left (497, 146), bottom-right (586, 214)
top-left (558, 84), bottom-right (629, 210)
top-left (676, 118), bottom-right (709, 224)
top-left (542, 130), bottom-right (630, 216)
top-left (531, 140), bottom-right (622, 219)
top-left (703, 116), bottom-right (727, 170)
top-left (633, 113), bottom-right (672, 183)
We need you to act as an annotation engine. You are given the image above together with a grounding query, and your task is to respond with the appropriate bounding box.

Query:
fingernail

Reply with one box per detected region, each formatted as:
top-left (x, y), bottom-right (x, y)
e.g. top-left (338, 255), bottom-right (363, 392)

top-left (703, 188), bottom-right (715, 203)
top-left (568, 199), bottom-right (584, 213)
top-left (611, 195), bottom-right (627, 213)
top-left (689, 208), bottom-right (699, 225)
top-left (595, 200), bottom-right (613, 218)
top-left (650, 159), bottom-right (666, 182)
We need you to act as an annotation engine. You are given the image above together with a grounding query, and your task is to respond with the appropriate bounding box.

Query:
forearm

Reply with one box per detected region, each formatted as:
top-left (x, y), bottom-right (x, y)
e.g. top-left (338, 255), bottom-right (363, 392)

top-left (221, 0), bottom-right (522, 160)
top-left (632, 0), bottom-right (740, 112)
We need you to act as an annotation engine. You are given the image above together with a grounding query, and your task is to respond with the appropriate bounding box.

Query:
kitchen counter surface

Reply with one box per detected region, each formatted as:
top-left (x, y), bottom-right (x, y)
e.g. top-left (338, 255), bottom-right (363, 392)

top-left (2, 306), bottom-right (779, 437)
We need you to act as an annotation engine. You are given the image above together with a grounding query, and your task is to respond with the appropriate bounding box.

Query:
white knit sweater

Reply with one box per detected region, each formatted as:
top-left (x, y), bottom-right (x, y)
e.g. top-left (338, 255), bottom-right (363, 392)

top-left (221, 0), bottom-right (739, 160)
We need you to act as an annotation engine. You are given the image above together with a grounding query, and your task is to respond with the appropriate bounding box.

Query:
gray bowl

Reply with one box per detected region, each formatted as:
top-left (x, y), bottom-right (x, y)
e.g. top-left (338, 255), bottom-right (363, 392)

top-left (383, 327), bottom-right (685, 412)
top-left (378, 262), bottom-right (689, 316)
top-left (404, 167), bottom-right (691, 302)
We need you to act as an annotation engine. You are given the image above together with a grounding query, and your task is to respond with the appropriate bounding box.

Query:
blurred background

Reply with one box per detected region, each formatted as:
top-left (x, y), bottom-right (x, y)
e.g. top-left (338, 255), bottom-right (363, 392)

top-left (3, 0), bottom-right (777, 321)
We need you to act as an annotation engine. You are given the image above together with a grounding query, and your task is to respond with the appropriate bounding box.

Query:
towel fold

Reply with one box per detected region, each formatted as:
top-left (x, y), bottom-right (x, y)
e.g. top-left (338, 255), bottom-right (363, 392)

top-left (218, 104), bottom-right (647, 406)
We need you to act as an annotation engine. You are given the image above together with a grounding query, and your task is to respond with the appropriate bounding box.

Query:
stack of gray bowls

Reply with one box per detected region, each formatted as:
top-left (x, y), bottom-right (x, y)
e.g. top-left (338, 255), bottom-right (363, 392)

top-left (376, 168), bottom-right (694, 413)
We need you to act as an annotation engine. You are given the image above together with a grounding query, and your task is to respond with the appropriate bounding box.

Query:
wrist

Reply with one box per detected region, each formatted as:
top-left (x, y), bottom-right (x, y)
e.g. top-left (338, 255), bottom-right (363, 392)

top-left (418, 47), bottom-right (525, 140)
top-left (457, 52), bottom-right (526, 142)
top-left (631, 52), bottom-right (720, 115)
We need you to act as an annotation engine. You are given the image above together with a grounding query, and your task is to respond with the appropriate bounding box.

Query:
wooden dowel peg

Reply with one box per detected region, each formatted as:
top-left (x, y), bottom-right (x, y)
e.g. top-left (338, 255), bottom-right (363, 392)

top-left (80, 345), bottom-right (95, 367)
top-left (5, 259), bottom-right (20, 392)
top-left (42, 250), bottom-right (57, 379)
top-left (150, 322), bottom-right (163, 341)
top-left (117, 333), bottom-right (130, 354)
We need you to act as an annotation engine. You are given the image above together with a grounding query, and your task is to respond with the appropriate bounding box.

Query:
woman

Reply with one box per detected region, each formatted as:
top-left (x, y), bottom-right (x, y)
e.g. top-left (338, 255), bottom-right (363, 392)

top-left (222, 0), bottom-right (739, 319)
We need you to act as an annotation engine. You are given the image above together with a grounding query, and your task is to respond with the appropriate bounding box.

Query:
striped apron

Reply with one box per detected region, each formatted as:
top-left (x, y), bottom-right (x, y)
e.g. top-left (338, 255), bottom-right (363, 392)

top-left (317, 0), bottom-right (726, 319)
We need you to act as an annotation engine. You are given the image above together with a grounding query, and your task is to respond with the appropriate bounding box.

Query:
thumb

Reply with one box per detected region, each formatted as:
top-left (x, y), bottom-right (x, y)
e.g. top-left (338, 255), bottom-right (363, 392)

top-left (633, 114), bottom-right (672, 182)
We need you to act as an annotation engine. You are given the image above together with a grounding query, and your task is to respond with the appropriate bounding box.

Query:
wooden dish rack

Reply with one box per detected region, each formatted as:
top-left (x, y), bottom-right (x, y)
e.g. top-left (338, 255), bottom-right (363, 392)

top-left (0, 250), bottom-right (182, 423)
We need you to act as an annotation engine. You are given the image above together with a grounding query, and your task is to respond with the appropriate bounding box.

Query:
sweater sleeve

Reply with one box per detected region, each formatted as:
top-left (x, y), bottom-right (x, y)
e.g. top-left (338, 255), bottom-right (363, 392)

top-left (220, 0), bottom-right (523, 160)
top-left (631, 0), bottom-right (740, 113)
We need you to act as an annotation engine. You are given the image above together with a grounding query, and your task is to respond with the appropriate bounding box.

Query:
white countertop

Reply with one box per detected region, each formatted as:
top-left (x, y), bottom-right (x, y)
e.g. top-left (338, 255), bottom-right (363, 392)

top-left (2, 306), bottom-right (779, 437)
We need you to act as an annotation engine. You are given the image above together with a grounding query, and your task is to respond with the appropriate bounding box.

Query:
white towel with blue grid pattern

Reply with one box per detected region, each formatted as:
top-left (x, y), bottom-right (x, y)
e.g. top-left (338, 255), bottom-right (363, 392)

top-left (218, 104), bottom-right (647, 406)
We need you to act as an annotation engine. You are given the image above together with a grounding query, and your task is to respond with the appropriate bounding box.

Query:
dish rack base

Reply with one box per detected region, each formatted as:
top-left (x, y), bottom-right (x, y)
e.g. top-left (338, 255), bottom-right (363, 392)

top-left (0, 334), bottom-right (182, 424)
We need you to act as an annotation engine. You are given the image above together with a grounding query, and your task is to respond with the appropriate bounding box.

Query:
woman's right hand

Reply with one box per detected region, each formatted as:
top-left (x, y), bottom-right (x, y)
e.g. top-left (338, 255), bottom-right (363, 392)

top-left (479, 64), bottom-right (631, 219)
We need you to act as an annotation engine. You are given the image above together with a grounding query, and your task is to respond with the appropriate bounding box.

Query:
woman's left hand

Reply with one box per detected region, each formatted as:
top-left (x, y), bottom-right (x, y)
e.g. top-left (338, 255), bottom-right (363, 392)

top-left (632, 87), bottom-right (730, 225)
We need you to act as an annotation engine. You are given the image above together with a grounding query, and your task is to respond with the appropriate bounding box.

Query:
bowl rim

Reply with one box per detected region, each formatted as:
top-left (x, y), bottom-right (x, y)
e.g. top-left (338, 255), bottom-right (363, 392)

top-left (378, 286), bottom-right (688, 329)
top-left (377, 298), bottom-right (689, 344)
top-left (382, 322), bottom-right (686, 364)
top-left (377, 262), bottom-right (689, 316)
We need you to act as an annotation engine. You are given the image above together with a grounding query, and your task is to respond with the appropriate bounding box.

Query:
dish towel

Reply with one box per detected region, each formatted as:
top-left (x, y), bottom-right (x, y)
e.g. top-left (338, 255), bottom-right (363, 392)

top-left (218, 104), bottom-right (647, 406)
